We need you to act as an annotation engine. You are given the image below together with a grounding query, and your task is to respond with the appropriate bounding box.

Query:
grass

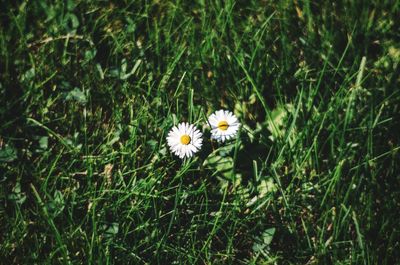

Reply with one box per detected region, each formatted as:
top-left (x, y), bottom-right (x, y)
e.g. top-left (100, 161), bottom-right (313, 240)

top-left (1, 0), bottom-right (400, 264)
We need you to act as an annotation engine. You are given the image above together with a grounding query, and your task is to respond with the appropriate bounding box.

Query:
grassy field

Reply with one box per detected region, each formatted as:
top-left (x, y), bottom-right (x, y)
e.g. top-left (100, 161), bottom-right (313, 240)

top-left (1, 0), bottom-right (400, 264)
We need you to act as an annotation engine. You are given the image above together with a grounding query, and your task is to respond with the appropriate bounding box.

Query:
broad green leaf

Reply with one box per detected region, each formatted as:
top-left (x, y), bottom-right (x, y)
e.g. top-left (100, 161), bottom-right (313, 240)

top-left (0, 145), bottom-right (17, 162)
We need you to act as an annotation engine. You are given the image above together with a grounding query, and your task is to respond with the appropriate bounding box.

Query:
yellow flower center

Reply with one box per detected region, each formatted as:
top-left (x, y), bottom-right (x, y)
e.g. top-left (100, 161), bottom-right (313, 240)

top-left (217, 120), bottom-right (229, 131)
top-left (180, 134), bottom-right (191, 145)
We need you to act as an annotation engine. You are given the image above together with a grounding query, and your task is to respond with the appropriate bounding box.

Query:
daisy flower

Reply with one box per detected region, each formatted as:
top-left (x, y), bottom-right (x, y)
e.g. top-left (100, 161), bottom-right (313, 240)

top-left (167, 122), bottom-right (203, 159)
top-left (208, 109), bottom-right (240, 142)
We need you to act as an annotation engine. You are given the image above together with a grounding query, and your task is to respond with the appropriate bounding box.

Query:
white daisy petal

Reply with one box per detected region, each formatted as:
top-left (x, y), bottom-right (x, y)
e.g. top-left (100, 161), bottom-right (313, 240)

top-left (166, 122), bottom-right (203, 159)
top-left (208, 115), bottom-right (219, 127)
top-left (207, 109), bottom-right (240, 143)
top-left (227, 115), bottom-right (236, 125)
